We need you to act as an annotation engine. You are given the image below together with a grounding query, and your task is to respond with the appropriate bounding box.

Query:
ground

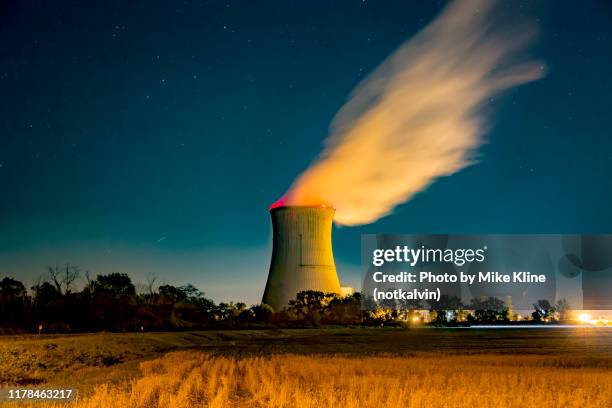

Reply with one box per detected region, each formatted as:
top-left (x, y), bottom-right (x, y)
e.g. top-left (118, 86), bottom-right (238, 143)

top-left (1, 328), bottom-right (611, 407)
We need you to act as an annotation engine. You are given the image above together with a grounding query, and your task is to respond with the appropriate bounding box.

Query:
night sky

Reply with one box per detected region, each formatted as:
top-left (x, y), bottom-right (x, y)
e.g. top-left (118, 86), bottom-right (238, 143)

top-left (1, 1), bottom-right (611, 304)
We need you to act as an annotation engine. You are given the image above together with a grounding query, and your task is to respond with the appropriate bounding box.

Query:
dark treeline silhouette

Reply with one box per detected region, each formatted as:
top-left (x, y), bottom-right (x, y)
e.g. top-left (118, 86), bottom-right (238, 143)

top-left (0, 267), bottom-right (362, 334)
top-left (0, 266), bottom-right (567, 334)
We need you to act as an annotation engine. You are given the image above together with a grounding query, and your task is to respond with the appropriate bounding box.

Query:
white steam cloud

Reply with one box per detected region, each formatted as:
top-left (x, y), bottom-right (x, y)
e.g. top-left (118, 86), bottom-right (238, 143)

top-left (278, 0), bottom-right (544, 225)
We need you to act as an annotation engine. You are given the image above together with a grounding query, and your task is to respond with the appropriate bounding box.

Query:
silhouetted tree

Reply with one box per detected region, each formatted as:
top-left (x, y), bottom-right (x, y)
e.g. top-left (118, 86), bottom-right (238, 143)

top-left (326, 293), bottom-right (362, 324)
top-left (249, 303), bottom-right (274, 323)
top-left (84, 273), bottom-right (137, 329)
top-left (470, 297), bottom-right (508, 323)
top-left (93, 273), bottom-right (136, 297)
top-left (47, 263), bottom-right (80, 295)
top-left (30, 281), bottom-right (61, 324)
top-left (426, 295), bottom-right (464, 324)
top-left (537, 299), bottom-right (552, 311)
top-left (288, 291), bottom-right (337, 325)
top-left (0, 277), bottom-right (29, 324)
top-left (532, 299), bottom-right (555, 321)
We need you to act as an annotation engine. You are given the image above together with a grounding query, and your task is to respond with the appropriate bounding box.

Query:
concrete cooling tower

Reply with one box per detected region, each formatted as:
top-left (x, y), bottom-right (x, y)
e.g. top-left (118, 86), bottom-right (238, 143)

top-left (262, 205), bottom-right (341, 311)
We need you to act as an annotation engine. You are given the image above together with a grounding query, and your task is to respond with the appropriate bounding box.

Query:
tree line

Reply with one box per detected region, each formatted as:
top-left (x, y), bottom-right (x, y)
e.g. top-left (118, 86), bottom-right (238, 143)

top-left (0, 265), bottom-right (364, 334)
top-left (368, 293), bottom-right (570, 325)
top-left (0, 265), bottom-right (569, 334)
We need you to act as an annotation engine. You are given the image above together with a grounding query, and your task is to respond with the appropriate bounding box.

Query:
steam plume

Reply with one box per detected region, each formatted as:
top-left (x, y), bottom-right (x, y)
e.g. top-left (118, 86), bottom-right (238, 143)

top-left (276, 0), bottom-right (544, 225)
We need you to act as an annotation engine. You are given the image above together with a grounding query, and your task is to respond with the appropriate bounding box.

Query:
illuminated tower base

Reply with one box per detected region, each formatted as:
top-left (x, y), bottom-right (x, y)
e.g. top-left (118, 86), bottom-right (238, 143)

top-left (262, 206), bottom-right (341, 311)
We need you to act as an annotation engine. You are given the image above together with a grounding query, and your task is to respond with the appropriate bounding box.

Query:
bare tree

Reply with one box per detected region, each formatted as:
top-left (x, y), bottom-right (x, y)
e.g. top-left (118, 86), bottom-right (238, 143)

top-left (83, 270), bottom-right (93, 287)
top-left (82, 270), bottom-right (98, 298)
top-left (47, 263), bottom-right (80, 295)
top-left (145, 273), bottom-right (158, 296)
top-left (63, 264), bottom-right (80, 294)
top-left (48, 264), bottom-right (63, 294)
top-left (136, 273), bottom-right (159, 303)
top-left (135, 282), bottom-right (148, 296)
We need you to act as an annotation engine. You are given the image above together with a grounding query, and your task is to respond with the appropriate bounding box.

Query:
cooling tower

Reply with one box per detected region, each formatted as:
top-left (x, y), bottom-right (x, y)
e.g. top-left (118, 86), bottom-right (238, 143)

top-left (262, 205), bottom-right (341, 311)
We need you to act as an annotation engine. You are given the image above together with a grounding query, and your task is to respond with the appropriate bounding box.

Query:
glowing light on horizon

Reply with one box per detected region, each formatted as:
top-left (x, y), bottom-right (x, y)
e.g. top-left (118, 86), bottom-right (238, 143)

top-left (575, 313), bottom-right (612, 326)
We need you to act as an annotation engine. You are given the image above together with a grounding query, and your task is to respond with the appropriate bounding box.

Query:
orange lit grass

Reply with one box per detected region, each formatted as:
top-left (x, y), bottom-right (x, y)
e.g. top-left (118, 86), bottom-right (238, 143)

top-left (12, 350), bottom-right (612, 408)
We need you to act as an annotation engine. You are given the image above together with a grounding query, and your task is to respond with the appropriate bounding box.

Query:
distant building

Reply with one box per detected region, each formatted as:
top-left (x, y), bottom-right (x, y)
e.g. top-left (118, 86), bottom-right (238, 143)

top-left (340, 285), bottom-right (355, 297)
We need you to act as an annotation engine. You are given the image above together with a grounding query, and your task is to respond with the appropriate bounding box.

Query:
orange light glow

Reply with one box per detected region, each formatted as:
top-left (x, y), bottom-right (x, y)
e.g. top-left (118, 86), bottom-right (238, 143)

top-left (269, 199), bottom-right (335, 211)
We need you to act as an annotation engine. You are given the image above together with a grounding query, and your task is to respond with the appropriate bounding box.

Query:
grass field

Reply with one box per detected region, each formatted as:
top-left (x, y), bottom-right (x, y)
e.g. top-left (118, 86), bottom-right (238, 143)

top-left (1, 328), bottom-right (611, 407)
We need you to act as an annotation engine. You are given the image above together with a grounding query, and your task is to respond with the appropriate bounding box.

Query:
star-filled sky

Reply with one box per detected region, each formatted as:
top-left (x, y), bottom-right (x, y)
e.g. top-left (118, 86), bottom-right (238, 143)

top-left (1, 0), bottom-right (611, 304)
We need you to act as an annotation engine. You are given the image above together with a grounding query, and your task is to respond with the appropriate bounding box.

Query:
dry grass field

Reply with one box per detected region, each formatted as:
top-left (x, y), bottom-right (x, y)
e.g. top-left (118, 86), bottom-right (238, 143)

top-left (1, 328), bottom-right (611, 407)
